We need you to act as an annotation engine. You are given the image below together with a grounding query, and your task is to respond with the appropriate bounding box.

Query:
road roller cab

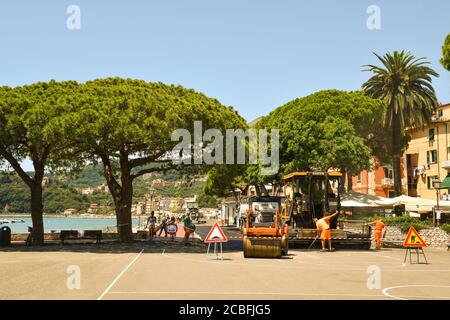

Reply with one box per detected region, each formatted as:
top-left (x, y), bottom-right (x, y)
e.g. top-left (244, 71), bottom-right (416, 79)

top-left (282, 171), bottom-right (342, 229)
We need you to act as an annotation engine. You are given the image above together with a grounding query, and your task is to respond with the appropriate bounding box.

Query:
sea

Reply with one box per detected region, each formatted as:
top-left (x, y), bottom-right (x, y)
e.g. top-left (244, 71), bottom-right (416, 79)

top-left (0, 215), bottom-right (140, 233)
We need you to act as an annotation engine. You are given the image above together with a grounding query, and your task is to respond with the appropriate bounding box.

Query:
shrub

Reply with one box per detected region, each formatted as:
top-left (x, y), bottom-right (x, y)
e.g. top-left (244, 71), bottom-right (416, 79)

top-left (400, 222), bottom-right (428, 234)
top-left (441, 224), bottom-right (450, 234)
top-left (360, 215), bottom-right (432, 233)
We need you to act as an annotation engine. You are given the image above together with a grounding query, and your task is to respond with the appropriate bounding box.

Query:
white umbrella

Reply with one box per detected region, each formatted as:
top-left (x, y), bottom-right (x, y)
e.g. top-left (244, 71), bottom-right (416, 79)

top-left (342, 191), bottom-right (392, 208)
top-left (340, 200), bottom-right (375, 208)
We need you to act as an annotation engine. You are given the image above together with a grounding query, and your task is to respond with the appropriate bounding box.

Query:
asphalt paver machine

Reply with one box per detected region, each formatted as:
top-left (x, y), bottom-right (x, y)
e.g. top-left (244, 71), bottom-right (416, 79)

top-left (281, 171), bottom-right (371, 249)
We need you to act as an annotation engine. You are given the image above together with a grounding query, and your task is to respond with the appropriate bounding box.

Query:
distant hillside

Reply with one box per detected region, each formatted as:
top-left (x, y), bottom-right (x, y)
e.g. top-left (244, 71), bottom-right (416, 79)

top-left (0, 165), bottom-right (214, 213)
top-left (66, 165), bottom-right (105, 188)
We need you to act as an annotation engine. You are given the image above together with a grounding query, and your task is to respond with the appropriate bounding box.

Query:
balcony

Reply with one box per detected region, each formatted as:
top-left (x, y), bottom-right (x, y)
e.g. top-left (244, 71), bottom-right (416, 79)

top-left (381, 178), bottom-right (394, 187)
top-left (431, 115), bottom-right (446, 122)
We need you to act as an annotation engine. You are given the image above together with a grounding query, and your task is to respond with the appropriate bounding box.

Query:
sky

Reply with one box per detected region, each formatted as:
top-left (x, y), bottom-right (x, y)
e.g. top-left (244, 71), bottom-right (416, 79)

top-left (0, 0), bottom-right (449, 171)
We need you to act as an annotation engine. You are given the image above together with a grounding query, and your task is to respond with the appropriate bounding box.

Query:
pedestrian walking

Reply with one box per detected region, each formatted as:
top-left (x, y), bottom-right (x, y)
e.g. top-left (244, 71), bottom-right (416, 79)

top-left (158, 213), bottom-right (168, 237)
top-left (146, 211), bottom-right (157, 240)
top-left (183, 213), bottom-right (194, 245)
top-left (368, 219), bottom-right (386, 250)
top-left (313, 211), bottom-right (340, 252)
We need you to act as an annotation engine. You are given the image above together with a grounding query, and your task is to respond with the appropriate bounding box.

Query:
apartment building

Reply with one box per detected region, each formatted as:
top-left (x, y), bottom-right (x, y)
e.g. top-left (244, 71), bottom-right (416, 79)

top-left (404, 103), bottom-right (450, 199)
top-left (352, 103), bottom-right (450, 200)
top-left (352, 157), bottom-right (406, 198)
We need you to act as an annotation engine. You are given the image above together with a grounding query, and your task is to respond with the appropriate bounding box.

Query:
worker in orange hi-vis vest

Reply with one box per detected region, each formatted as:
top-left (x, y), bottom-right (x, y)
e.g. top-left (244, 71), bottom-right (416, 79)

top-left (368, 219), bottom-right (387, 250)
top-left (313, 211), bottom-right (340, 252)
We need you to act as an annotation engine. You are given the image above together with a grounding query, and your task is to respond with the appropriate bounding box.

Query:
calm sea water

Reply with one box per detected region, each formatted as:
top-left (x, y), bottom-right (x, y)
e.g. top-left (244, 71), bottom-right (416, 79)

top-left (0, 216), bottom-right (139, 233)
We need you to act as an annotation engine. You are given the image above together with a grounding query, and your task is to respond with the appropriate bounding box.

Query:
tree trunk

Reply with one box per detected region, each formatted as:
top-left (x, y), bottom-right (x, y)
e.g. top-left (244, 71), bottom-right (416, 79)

top-left (0, 148), bottom-right (46, 245)
top-left (254, 185), bottom-right (262, 196)
top-left (340, 169), bottom-right (347, 193)
top-left (116, 189), bottom-right (134, 243)
top-left (347, 170), bottom-right (353, 192)
top-left (117, 159), bottom-right (134, 243)
top-left (30, 183), bottom-right (44, 245)
top-left (99, 152), bottom-right (134, 243)
top-left (30, 162), bottom-right (45, 246)
top-left (392, 114), bottom-right (402, 196)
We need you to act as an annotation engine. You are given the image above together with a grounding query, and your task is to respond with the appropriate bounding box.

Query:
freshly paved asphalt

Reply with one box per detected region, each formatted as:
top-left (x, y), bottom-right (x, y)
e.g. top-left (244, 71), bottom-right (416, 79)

top-left (196, 223), bottom-right (243, 251)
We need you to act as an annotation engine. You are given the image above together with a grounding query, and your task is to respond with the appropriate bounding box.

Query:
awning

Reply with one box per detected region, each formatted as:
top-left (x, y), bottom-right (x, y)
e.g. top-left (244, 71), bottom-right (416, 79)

top-left (341, 200), bottom-right (377, 208)
top-left (341, 191), bottom-right (393, 208)
top-left (440, 174), bottom-right (450, 189)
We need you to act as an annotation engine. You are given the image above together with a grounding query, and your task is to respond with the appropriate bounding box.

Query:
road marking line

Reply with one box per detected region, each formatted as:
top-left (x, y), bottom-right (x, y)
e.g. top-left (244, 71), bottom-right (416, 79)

top-left (97, 249), bottom-right (144, 300)
top-left (382, 285), bottom-right (450, 300)
top-left (107, 291), bottom-right (386, 298)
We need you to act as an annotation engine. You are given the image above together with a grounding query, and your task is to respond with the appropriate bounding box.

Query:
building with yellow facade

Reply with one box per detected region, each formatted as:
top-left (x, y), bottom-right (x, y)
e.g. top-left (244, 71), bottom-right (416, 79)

top-left (404, 103), bottom-right (450, 200)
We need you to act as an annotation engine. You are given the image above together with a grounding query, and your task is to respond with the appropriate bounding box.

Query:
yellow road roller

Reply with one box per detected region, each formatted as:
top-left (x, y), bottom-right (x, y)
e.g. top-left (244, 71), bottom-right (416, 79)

top-left (242, 204), bottom-right (288, 258)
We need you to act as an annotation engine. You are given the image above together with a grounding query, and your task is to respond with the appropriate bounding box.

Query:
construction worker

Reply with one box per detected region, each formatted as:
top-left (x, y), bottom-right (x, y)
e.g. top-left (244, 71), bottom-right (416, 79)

top-left (368, 219), bottom-right (386, 250)
top-left (313, 211), bottom-right (340, 252)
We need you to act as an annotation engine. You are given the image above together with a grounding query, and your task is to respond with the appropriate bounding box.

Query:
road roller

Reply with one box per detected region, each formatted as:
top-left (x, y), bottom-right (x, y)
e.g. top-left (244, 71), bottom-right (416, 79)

top-left (242, 200), bottom-right (288, 258)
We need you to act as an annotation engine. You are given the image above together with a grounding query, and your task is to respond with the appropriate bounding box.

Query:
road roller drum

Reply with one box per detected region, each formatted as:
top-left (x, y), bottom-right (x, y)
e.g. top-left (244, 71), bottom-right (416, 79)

top-left (243, 236), bottom-right (282, 258)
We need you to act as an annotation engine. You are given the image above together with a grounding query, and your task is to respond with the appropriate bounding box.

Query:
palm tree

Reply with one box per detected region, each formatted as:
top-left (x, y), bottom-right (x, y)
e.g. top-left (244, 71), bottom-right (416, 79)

top-left (363, 51), bottom-right (439, 196)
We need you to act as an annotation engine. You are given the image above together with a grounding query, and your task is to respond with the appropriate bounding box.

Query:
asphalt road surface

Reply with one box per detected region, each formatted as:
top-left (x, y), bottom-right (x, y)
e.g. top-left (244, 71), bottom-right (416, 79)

top-left (1, 244), bottom-right (449, 300)
top-left (1, 221), bottom-right (449, 300)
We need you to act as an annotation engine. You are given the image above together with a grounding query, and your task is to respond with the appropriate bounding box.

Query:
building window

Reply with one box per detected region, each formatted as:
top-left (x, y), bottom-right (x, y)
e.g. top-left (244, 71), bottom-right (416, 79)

top-left (438, 109), bottom-right (444, 118)
top-left (427, 150), bottom-right (438, 164)
top-left (383, 167), bottom-right (393, 179)
top-left (428, 128), bottom-right (435, 141)
top-left (357, 173), bottom-right (361, 183)
top-left (427, 175), bottom-right (439, 190)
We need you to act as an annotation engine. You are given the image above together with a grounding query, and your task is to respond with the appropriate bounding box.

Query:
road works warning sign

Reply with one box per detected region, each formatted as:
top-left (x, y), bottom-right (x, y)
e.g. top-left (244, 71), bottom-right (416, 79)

top-left (403, 226), bottom-right (427, 247)
top-left (204, 223), bottom-right (228, 243)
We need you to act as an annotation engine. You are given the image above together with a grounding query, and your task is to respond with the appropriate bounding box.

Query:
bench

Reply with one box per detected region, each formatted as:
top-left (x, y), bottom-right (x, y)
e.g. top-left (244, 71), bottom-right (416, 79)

top-left (60, 230), bottom-right (102, 244)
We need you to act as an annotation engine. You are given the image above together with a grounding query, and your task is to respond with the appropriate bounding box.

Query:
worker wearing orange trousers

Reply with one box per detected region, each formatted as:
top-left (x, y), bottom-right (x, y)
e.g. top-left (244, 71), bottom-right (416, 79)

top-left (313, 211), bottom-right (339, 252)
top-left (368, 220), bottom-right (386, 250)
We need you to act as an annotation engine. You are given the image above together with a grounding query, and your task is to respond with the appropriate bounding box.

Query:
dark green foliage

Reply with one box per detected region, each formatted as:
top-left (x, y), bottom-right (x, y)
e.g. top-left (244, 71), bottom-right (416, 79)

top-left (441, 34), bottom-right (450, 72)
top-left (204, 165), bottom-right (246, 197)
top-left (65, 165), bottom-right (105, 188)
top-left (0, 172), bottom-right (31, 213)
top-left (362, 215), bottom-right (431, 234)
top-left (257, 90), bottom-right (384, 177)
top-left (441, 224), bottom-right (450, 234)
top-left (363, 51), bottom-right (439, 129)
top-left (197, 193), bottom-right (219, 208)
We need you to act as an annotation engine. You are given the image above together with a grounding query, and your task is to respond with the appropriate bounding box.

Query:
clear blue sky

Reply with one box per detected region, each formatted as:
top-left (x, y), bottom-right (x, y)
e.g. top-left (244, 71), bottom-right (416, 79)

top-left (1, 1), bottom-right (449, 170)
top-left (1, 0), bottom-right (449, 120)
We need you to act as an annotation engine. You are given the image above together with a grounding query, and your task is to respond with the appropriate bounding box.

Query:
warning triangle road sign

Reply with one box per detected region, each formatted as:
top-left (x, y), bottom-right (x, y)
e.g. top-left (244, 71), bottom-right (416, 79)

top-left (403, 226), bottom-right (427, 247)
top-left (204, 223), bottom-right (228, 243)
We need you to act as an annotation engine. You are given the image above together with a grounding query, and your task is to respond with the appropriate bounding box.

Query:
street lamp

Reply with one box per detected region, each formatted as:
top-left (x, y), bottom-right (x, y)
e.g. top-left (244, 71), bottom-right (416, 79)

top-left (432, 179), bottom-right (441, 227)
